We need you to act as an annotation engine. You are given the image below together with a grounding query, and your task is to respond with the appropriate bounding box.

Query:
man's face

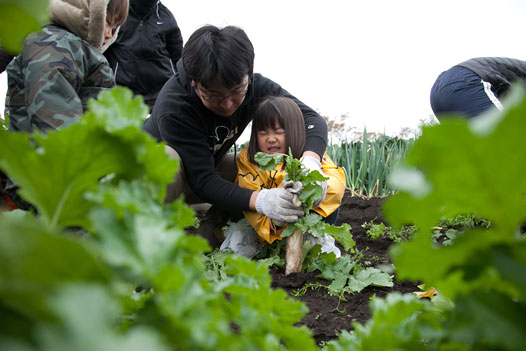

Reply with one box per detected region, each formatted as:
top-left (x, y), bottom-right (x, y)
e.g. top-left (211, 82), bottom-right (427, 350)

top-left (193, 75), bottom-right (249, 117)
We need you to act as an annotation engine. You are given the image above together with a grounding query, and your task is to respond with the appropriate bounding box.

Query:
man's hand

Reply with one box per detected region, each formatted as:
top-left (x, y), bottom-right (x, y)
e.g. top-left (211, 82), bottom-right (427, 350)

top-left (256, 187), bottom-right (304, 223)
top-left (301, 155), bottom-right (327, 207)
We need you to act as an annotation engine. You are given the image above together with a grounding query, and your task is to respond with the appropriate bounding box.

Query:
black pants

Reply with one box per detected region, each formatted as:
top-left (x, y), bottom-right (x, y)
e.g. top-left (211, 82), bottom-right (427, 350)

top-left (323, 207), bottom-right (340, 225)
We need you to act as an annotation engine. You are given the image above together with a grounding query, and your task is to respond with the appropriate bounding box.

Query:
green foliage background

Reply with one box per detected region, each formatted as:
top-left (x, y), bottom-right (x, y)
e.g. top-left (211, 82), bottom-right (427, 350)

top-left (0, 88), bottom-right (317, 350)
top-left (325, 86), bottom-right (526, 351)
top-left (1, 4), bottom-right (525, 349)
top-left (0, 0), bottom-right (49, 53)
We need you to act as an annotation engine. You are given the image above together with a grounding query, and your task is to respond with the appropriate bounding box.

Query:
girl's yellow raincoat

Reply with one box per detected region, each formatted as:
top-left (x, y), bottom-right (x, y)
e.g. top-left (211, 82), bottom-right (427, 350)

top-left (236, 148), bottom-right (346, 244)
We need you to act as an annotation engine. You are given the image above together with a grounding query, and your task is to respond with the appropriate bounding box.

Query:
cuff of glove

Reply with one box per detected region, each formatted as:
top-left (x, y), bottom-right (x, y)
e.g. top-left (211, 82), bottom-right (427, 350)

top-left (302, 155), bottom-right (322, 172)
top-left (255, 189), bottom-right (268, 214)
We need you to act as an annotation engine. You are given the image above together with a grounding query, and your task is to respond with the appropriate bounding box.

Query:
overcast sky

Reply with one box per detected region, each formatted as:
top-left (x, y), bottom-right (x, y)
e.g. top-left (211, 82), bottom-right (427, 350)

top-left (2, 0), bottom-right (526, 136)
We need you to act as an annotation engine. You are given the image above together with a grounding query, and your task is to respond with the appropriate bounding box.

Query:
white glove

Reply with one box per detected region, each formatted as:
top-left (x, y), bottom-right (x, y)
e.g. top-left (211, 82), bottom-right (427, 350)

top-left (301, 155), bottom-right (328, 207)
top-left (256, 187), bottom-right (304, 223)
top-left (272, 180), bottom-right (304, 227)
top-left (305, 233), bottom-right (341, 258)
top-left (282, 180), bottom-right (303, 203)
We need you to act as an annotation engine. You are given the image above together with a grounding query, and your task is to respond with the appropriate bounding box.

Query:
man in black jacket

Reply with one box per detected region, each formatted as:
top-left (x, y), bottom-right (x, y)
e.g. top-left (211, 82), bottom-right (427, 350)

top-left (143, 25), bottom-right (328, 246)
top-left (430, 57), bottom-right (526, 120)
top-left (104, 0), bottom-right (183, 110)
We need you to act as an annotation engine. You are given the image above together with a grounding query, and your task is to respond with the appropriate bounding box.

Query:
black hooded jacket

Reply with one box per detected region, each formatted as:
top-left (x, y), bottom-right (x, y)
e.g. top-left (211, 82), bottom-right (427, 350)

top-left (104, 0), bottom-right (183, 100)
top-left (0, 45), bottom-right (14, 73)
top-left (142, 60), bottom-right (328, 211)
top-left (457, 57), bottom-right (526, 96)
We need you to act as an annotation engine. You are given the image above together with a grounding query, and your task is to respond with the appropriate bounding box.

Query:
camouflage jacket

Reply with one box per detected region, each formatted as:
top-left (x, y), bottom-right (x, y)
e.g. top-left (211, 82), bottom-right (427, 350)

top-left (6, 24), bottom-right (114, 132)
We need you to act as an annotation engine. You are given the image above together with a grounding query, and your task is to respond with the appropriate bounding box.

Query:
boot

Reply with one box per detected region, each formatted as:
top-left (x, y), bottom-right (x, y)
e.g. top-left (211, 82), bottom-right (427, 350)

top-left (196, 205), bottom-right (230, 249)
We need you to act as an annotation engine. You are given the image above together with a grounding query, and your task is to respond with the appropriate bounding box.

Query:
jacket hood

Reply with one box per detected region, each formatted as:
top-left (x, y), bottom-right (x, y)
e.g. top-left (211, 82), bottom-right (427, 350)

top-left (131, 0), bottom-right (158, 16)
top-left (49, 0), bottom-right (109, 49)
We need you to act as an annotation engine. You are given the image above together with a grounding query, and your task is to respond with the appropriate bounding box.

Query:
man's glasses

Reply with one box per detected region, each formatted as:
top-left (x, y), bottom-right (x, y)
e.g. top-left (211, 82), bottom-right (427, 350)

top-left (196, 81), bottom-right (249, 103)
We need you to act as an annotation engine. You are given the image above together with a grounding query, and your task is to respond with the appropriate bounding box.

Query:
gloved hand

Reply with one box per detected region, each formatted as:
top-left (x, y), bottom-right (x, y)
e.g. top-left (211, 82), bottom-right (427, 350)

top-left (256, 187), bottom-right (304, 224)
top-left (301, 155), bottom-right (328, 207)
top-left (282, 180), bottom-right (303, 205)
top-left (272, 180), bottom-right (304, 227)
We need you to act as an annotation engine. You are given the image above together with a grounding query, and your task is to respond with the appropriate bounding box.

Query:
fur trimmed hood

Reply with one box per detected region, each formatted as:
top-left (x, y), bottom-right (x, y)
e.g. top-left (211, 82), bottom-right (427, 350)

top-left (49, 0), bottom-right (109, 49)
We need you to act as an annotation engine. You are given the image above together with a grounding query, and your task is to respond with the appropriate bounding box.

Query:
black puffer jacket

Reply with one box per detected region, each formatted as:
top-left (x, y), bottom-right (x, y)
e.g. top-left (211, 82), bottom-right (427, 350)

top-left (104, 0), bottom-right (183, 100)
top-left (457, 57), bottom-right (526, 96)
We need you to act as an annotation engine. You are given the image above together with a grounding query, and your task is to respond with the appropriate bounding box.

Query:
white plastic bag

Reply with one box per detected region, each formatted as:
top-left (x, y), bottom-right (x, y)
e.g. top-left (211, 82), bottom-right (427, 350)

top-left (220, 218), bottom-right (261, 258)
top-left (304, 233), bottom-right (341, 258)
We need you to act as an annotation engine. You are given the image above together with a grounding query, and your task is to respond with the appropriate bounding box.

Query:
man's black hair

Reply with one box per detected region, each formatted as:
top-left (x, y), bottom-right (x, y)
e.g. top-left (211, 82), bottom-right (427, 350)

top-left (182, 25), bottom-right (254, 89)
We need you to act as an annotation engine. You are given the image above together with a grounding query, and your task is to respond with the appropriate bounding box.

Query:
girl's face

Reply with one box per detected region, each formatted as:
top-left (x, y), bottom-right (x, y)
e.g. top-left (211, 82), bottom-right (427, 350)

top-left (257, 121), bottom-right (286, 155)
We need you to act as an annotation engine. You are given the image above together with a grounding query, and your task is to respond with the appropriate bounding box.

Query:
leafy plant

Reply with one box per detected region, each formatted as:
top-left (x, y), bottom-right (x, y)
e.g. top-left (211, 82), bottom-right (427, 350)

top-left (314, 254), bottom-right (393, 294)
top-left (0, 87), bottom-right (319, 351)
top-left (326, 131), bottom-right (414, 197)
top-left (323, 293), bottom-right (446, 351)
top-left (327, 85), bottom-right (526, 350)
top-left (0, 0), bottom-right (49, 53)
top-left (361, 219), bottom-right (417, 243)
top-left (0, 88), bottom-right (173, 231)
top-left (429, 214), bottom-right (493, 247)
top-left (431, 227), bottom-right (459, 246)
top-left (255, 150), bottom-right (354, 252)
top-left (439, 213), bottom-right (492, 230)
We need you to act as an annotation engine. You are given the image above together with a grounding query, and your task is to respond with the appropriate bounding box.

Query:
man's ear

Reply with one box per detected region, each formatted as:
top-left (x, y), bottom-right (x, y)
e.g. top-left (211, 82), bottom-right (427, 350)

top-left (190, 80), bottom-right (196, 88)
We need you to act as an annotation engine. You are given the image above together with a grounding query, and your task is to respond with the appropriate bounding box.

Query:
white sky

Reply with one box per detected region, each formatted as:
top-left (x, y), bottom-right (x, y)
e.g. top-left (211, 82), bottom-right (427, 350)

top-left (2, 0), bottom-right (526, 137)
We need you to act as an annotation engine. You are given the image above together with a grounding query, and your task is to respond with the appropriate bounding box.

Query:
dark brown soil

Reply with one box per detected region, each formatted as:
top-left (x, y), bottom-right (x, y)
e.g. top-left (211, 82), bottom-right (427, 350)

top-left (269, 191), bottom-right (420, 345)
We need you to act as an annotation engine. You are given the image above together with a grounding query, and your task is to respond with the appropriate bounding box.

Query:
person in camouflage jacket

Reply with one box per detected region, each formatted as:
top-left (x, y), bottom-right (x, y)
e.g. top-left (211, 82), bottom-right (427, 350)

top-left (1, 0), bottom-right (128, 211)
top-left (5, 0), bottom-right (129, 132)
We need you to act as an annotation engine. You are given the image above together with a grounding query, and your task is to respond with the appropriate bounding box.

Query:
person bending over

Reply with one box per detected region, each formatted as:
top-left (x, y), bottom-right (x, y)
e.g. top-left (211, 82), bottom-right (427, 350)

top-left (142, 25), bottom-right (328, 247)
top-left (430, 57), bottom-right (526, 120)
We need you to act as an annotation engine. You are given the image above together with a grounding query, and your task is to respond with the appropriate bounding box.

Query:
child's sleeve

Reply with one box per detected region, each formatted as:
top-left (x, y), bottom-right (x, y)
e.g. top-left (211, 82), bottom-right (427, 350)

top-left (236, 149), bottom-right (284, 244)
top-left (314, 153), bottom-right (347, 218)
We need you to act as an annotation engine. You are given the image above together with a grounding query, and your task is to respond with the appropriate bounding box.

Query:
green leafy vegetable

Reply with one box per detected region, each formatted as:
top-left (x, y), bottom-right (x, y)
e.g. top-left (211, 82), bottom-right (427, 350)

top-left (254, 150), bottom-right (354, 252)
top-left (0, 0), bottom-right (49, 53)
top-left (0, 86), bottom-right (319, 351)
top-left (0, 87), bottom-right (177, 231)
top-left (327, 85), bottom-right (526, 351)
top-left (347, 267), bottom-right (393, 293)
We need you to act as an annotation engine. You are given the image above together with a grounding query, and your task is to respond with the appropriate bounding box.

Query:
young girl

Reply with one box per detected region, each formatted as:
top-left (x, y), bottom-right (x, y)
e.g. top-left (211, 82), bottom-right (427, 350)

top-left (221, 96), bottom-right (346, 257)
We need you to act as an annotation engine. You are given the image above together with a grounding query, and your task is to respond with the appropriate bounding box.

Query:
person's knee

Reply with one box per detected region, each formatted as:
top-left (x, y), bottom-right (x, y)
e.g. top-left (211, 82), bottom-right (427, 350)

top-left (216, 153), bottom-right (238, 183)
top-left (164, 145), bottom-right (185, 203)
top-left (165, 145), bottom-right (180, 160)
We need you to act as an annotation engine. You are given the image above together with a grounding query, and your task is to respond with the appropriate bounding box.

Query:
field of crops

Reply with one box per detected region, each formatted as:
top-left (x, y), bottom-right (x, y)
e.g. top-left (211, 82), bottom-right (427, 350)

top-left (326, 132), bottom-right (414, 198)
top-left (1, 85), bottom-right (525, 350)
top-left (2, 2), bottom-right (526, 349)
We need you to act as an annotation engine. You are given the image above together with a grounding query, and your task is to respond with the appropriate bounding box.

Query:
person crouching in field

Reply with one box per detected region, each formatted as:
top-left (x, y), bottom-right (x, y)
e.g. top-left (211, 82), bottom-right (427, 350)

top-left (220, 96), bottom-right (346, 258)
top-left (5, 0), bottom-right (128, 133)
top-left (1, 0), bottom-right (128, 211)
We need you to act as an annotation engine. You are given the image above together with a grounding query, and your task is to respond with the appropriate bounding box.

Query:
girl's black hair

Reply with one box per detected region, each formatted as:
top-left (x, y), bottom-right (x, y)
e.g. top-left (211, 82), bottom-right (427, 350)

top-left (248, 96), bottom-right (306, 163)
